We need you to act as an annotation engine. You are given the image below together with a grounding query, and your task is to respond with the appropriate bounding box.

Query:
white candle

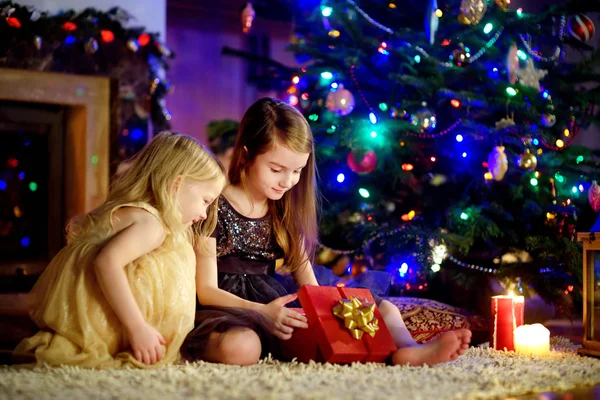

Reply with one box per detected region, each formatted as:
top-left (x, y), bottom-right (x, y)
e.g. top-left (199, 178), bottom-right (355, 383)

top-left (513, 323), bottom-right (550, 356)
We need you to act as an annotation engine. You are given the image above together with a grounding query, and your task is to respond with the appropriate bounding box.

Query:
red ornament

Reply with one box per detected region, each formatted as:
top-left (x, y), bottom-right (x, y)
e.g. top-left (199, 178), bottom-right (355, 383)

top-left (62, 21), bottom-right (77, 31)
top-left (100, 30), bottom-right (114, 43)
top-left (7, 158), bottom-right (18, 168)
top-left (7, 17), bottom-right (21, 28)
top-left (347, 150), bottom-right (377, 174)
top-left (589, 181), bottom-right (600, 213)
top-left (568, 13), bottom-right (595, 42)
top-left (138, 33), bottom-right (151, 46)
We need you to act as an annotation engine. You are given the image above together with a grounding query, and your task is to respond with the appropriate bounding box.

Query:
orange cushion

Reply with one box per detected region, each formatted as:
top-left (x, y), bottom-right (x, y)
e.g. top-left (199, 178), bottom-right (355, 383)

top-left (382, 297), bottom-right (489, 344)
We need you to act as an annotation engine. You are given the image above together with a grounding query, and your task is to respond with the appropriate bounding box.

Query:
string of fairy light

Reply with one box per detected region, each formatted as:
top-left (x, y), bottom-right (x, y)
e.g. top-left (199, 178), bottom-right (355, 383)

top-left (318, 227), bottom-right (498, 279)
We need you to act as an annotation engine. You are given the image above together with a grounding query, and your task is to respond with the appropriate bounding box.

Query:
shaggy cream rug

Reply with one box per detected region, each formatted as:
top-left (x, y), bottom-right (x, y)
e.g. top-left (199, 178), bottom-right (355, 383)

top-left (1, 338), bottom-right (599, 400)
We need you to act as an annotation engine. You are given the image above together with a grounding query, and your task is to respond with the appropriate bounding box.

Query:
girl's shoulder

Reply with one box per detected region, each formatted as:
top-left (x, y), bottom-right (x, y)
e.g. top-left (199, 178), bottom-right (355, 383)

top-left (220, 186), bottom-right (269, 220)
top-left (109, 202), bottom-right (166, 240)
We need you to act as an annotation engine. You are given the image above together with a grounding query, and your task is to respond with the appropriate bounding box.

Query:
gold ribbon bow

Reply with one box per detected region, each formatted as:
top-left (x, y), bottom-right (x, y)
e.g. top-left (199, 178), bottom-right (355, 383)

top-left (332, 296), bottom-right (379, 340)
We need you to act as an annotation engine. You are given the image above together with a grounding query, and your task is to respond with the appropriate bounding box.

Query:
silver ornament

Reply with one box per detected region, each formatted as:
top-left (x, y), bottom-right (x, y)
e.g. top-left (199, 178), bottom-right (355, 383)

top-left (540, 113), bottom-right (556, 127)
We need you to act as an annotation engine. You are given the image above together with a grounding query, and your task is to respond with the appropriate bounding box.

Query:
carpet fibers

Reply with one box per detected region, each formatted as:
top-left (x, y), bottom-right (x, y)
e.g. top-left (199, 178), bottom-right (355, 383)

top-left (1, 338), bottom-right (599, 400)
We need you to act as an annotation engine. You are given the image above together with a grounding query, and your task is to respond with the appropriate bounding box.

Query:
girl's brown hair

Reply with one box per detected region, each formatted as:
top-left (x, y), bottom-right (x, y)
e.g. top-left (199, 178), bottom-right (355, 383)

top-left (228, 98), bottom-right (319, 273)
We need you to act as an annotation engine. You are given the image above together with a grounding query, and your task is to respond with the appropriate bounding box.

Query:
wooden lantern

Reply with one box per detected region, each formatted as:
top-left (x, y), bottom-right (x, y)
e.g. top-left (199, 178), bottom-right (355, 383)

top-left (577, 232), bottom-right (600, 357)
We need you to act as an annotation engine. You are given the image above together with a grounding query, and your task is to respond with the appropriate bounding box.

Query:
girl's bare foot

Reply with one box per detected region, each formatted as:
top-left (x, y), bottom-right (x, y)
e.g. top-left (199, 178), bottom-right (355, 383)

top-left (391, 329), bottom-right (472, 366)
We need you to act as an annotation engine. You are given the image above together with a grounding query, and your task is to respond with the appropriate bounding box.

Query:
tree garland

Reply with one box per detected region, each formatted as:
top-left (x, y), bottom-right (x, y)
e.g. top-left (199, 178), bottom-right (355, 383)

top-left (0, 1), bottom-right (175, 159)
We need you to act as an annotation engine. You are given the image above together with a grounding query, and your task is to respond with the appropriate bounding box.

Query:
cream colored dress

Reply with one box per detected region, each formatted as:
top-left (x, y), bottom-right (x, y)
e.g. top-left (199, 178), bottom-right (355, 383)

top-left (15, 203), bottom-right (197, 369)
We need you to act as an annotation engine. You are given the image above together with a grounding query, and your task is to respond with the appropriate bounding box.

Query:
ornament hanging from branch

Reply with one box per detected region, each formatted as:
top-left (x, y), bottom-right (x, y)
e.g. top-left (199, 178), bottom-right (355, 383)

top-left (540, 113), bottom-right (556, 127)
top-left (326, 84), bottom-right (355, 116)
top-left (241, 2), bottom-right (255, 34)
top-left (494, 0), bottom-right (510, 11)
top-left (495, 115), bottom-right (515, 130)
top-left (589, 181), bottom-right (600, 213)
top-left (568, 13), bottom-right (595, 42)
top-left (410, 103), bottom-right (437, 132)
top-left (458, 0), bottom-right (487, 25)
top-left (515, 59), bottom-right (548, 92)
top-left (347, 149), bottom-right (378, 175)
top-left (425, 0), bottom-right (439, 45)
top-left (488, 146), bottom-right (508, 181)
top-left (518, 149), bottom-right (538, 170)
top-left (540, 100), bottom-right (556, 128)
top-left (506, 43), bottom-right (519, 84)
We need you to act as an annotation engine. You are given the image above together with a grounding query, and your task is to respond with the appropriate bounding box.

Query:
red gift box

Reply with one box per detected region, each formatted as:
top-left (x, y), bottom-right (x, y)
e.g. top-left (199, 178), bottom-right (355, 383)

top-left (280, 285), bottom-right (397, 364)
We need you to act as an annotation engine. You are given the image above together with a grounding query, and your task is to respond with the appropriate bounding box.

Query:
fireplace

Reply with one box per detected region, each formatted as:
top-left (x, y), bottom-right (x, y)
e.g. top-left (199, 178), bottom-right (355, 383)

top-left (0, 68), bottom-right (116, 290)
top-left (0, 101), bottom-right (66, 275)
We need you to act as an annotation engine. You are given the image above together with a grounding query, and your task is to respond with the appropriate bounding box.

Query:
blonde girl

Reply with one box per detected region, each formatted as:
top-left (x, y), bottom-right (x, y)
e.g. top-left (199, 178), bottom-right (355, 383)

top-left (15, 132), bottom-right (226, 368)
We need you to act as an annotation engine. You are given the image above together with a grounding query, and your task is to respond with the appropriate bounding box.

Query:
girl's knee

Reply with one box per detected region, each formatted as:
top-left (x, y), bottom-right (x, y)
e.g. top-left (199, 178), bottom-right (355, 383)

top-left (217, 328), bottom-right (262, 366)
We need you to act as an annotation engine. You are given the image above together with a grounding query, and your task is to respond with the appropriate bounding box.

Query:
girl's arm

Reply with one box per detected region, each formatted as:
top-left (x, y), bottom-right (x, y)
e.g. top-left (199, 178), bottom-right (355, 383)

top-left (292, 252), bottom-right (319, 287)
top-left (93, 207), bottom-right (167, 364)
top-left (194, 238), bottom-right (264, 311)
top-left (195, 239), bottom-right (308, 339)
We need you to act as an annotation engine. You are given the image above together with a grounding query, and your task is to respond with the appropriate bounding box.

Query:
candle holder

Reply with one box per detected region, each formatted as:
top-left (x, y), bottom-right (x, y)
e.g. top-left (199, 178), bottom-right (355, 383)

top-left (577, 232), bottom-right (600, 357)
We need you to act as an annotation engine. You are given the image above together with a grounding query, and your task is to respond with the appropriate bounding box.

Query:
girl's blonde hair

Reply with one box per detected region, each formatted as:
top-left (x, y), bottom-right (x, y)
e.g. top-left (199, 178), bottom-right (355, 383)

top-left (67, 131), bottom-right (226, 243)
top-left (229, 98), bottom-right (319, 273)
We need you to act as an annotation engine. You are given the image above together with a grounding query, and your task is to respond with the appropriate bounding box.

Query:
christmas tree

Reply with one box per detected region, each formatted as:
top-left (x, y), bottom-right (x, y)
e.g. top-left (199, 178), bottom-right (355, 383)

top-left (270, 0), bottom-right (600, 309)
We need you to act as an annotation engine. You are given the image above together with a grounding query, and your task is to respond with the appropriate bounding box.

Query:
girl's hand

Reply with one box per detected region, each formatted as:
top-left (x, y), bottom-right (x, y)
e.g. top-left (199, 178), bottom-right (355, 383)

top-left (260, 294), bottom-right (309, 340)
top-left (127, 322), bottom-right (167, 365)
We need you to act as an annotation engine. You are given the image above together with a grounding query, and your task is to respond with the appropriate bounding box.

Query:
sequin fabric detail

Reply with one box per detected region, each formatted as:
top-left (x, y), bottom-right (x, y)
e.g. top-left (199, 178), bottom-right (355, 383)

top-left (215, 197), bottom-right (283, 261)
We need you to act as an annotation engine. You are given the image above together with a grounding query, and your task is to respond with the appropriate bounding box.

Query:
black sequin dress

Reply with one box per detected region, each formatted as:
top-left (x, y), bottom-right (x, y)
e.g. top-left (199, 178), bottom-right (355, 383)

top-left (181, 196), bottom-right (296, 360)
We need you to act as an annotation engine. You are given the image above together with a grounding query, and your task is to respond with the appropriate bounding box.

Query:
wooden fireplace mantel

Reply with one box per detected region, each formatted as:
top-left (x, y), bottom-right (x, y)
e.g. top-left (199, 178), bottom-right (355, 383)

top-left (0, 68), bottom-right (111, 220)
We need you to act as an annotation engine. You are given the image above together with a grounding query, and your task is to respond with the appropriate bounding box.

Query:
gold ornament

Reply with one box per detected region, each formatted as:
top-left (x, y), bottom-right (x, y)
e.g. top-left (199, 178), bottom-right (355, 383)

top-left (332, 297), bottom-right (379, 340)
top-left (494, 0), bottom-right (510, 11)
top-left (458, 0), bottom-right (487, 25)
top-left (518, 149), bottom-right (538, 170)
